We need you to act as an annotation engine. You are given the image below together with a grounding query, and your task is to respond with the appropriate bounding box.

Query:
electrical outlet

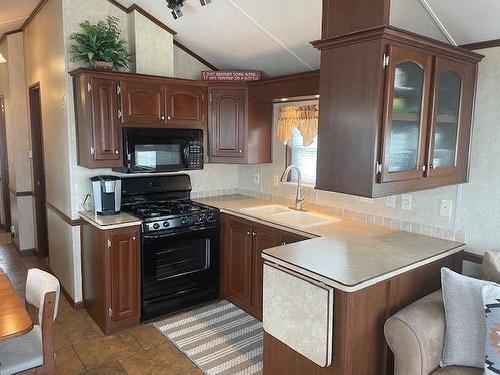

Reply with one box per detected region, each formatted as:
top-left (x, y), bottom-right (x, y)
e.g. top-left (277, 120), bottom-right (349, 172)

top-left (401, 194), bottom-right (412, 210)
top-left (254, 172), bottom-right (260, 185)
top-left (273, 175), bottom-right (280, 187)
top-left (386, 196), bottom-right (396, 208)
top-left (440, 199), bottom-right (453, 217)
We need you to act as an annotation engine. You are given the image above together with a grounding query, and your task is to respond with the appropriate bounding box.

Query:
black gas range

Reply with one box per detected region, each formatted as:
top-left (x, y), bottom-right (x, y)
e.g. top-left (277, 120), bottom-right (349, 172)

top-left (121, 175), bottom-right (220, 322)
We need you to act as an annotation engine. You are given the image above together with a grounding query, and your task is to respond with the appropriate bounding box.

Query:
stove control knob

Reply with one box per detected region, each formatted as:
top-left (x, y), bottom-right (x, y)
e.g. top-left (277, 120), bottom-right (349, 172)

top-left (206, 213), bottom-right (214, 222)
top-left (181, 217), bottom-right (189, 225)
top-left (153, 223), bottom-right (160, 230)
top-left (198, 214), bottom-right (206, 222)
top-left (163, 221), bottom-right (169, 228)
top-left (144, 224), bottom-right (150, 231)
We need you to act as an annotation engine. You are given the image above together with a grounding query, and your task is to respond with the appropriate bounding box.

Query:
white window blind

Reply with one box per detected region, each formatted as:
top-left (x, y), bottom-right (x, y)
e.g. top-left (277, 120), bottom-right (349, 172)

top-left (288, 127), bottom-right (318, 184)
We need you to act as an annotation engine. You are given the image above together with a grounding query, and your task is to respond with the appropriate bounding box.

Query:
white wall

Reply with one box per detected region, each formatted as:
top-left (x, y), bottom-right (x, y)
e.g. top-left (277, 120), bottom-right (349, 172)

top-left (458, 47), bottom-right (500, 255)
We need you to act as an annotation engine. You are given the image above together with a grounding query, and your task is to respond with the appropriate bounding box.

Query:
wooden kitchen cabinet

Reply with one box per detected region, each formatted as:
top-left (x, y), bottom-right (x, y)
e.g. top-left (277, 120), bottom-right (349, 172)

top-left (313, 27), bottom-right (483, 197)
top-left (209, 86), bottom-right (248, 161)
top-left (208, 86), bottom-right (274, 164)
top-left (120, 79), bottom-right (165, 125)
top-left (72, 74), bottom-right (123, 168)
top-left (224, 216), bottom-right (254, 308)
top-left (166, 83), bottom-right (207, 127)
top-left (81, 222), bottom-right (140, 334)
top-left (222, 214), bottom-right (309, 319)
top-left (71, 69), bottom-right (210, 169)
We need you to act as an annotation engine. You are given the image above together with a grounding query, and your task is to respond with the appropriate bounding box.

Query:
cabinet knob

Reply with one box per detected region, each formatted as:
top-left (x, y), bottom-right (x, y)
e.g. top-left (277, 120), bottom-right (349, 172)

top-left (430, 165), bottom-right (436, 170)
top-left (161, 115), bottom-right (165, 120)
top-left (281, 241), bottom-right (286, 245)
top-left (418, 165), bottom-right (426, 172)
top-left (115, 150), bottom-right (119, 154)
top-left (239, 150), bottom-right (242, 153)
top-left (252, 232), bottom-right (256, 236)
top-left (132, 236), bottom-right (136, 241)
top-left (246, 231), bottom-right (251, 236)
top-left (167, 115), bottom-right (172, 121)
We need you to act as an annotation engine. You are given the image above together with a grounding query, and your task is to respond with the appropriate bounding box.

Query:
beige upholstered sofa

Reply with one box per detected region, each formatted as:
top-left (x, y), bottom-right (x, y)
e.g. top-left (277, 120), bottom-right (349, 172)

top-left (384, 289), bottom-right (483, 375)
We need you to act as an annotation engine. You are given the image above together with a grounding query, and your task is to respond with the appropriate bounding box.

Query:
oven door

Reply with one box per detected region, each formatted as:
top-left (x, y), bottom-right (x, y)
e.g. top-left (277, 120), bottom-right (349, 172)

top-left (141, 224), bottom-right (220, 321)
top-left (123, 128), bottom-right (203, 173)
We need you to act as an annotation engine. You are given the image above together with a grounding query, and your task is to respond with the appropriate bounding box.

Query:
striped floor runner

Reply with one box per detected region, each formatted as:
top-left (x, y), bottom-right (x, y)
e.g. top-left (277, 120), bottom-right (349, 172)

top-left (154, 300), bottom-right (263, 375)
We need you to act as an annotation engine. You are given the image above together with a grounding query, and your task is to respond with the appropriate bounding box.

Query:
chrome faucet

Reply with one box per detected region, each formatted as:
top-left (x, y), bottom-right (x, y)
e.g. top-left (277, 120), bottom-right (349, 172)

top-left (281, 165), bottom-right (306, 211)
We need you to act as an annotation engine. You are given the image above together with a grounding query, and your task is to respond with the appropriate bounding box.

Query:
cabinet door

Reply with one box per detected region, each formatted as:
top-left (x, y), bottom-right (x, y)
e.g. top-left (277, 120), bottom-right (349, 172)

top-left (427, 57), bottom-right (475, 180)
top-left (209, 87), bottom-right (247, 158)
top-left (166, 84), bottom-right (207, 127)
top-left (380, 46), bottom-right (433, 183)
top-left (224, 218), bottom-right (253, 307)
top-left (251, 226), bottom-right (282, 316)
top-left (108, 229), bottom-right (139, 322)
top-left (120, 80), bottom-right (165, 125)
top-left (90, 78), bottom-right (122, 165)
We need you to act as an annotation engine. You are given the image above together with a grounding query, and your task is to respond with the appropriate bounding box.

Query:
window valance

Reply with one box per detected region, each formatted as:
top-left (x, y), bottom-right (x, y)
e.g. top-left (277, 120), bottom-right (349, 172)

top-left (276, 105), bottom-right (319, 146)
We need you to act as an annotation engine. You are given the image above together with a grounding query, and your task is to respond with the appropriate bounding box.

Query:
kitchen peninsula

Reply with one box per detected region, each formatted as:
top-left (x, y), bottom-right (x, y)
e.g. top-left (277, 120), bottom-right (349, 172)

top-left (197, 195), bottom-right (464, 375)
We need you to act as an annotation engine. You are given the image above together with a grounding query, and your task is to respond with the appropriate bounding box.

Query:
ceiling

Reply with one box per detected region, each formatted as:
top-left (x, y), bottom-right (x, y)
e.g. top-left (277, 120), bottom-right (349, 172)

top-left (1, 0), bottom-right (499, 76)
top-left (0, 0), bottom-right (38, 37)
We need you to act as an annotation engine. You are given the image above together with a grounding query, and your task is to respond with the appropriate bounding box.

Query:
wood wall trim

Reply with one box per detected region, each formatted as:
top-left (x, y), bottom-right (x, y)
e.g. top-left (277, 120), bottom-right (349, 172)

top-left (173, 40), bottom-right (219, 71)
top-left (463, 251), bottom-right (483, 264)
top-left (461, 39), bottom-right (500, 51)
top-left (249, 70), bottom-right (320, 85)
top-left (0, 0), bottom-right (47, 44)
top-left (46, 202), bottom-right (82, 227)
top-left (8, 186), bottom-right (34, 197)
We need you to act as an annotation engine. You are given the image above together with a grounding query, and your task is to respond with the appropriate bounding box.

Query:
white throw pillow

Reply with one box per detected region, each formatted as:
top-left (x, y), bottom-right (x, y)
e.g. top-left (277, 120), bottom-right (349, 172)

top-left (483, 284), bottom-right (500, 374)
top-left (440, 267), bottom-right (491, 368)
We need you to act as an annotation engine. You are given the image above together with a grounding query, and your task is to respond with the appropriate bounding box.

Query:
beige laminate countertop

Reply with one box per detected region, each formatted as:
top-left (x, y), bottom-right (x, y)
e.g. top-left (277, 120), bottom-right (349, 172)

top-left (196, 195), bottom-right (465, 292)
top-left (80, 210), bottom-right (142, 230)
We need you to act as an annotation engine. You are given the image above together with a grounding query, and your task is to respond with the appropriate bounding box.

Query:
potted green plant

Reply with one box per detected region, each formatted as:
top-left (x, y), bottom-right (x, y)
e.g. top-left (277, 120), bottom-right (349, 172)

top-left (69, 16), bottom-right (130, 70)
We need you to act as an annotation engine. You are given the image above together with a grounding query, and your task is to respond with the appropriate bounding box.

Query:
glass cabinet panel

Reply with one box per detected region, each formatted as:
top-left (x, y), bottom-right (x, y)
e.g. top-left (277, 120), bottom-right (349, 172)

top-left (388, 61), bottom-right (425, 173)
top-left (432, 71), bottom-right (462, 168)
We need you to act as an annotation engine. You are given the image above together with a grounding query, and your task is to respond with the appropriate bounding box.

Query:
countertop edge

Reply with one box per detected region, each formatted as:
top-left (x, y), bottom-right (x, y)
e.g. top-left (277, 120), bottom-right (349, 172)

top-left (262, 245), bottom-right (465, 292)
top-left (79, 212), bottom-right (142, 230)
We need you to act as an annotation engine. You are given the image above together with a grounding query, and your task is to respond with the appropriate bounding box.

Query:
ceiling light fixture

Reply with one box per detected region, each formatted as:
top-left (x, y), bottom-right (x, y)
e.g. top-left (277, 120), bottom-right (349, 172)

top-left (166, 0), bottom-right (184, 19)
top-left (200, 0), bottom-right (211, 5)
top-left (0, 53), bottom-right (5, 64)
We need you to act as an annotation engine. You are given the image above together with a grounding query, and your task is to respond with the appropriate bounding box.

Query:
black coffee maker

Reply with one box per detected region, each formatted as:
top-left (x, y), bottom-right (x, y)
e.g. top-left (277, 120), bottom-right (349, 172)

top-left (90, 176), bottom-right (121, 216)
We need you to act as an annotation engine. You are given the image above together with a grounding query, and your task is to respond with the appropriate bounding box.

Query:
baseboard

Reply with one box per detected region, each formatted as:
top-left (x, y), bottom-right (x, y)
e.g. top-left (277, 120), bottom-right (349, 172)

top-left (463, 251), bottom-right (483, 265)
top-left (59, 281), bottom-right (85, 310)
top-left (10, 239), bottom-right (36, 257)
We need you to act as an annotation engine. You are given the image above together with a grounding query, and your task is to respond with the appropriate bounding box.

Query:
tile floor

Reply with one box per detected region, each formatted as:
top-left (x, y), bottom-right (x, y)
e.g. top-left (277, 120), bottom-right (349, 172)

top-left (0, 233), bottom-right (204, 375)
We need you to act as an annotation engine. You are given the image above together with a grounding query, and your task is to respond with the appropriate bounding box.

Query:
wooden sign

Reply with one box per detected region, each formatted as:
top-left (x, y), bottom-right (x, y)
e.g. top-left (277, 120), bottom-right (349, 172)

top-left (201, 71), bottom-right (262, 82)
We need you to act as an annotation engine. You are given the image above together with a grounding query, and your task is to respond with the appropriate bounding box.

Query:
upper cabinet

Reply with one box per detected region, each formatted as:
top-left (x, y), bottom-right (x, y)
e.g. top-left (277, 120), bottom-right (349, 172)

top-left (120, 79), bottom-right (165, 125)
top-left (313, 27), bottom-right (483, 197)
top-left (208, 86), bottom-right (247, 161)
top-left (70, 69), bottom-right (208, 169)
top-left (166, 83), bottom-right (207, 127)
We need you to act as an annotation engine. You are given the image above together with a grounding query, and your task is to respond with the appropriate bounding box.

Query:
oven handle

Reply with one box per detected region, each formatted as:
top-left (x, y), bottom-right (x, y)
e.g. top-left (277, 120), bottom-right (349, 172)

top-left (142, 224), bottom-right (219, 239)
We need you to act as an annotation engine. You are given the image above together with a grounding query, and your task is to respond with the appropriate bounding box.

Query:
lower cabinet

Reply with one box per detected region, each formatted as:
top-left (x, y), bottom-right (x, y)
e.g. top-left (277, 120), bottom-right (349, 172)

top-left (81, 222), bottom-right (140, 334)
top-left (222, 214), bottom-right (308, 320)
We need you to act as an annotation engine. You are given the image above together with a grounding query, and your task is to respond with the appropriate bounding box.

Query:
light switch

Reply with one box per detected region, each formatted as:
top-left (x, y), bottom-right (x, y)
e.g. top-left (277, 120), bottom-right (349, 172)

top-left (401, 194), bottom-right (412, 210)
top-left (386, 196), bottom-right (396, 208)
top-left (440, 199), bottom-right (453, 217)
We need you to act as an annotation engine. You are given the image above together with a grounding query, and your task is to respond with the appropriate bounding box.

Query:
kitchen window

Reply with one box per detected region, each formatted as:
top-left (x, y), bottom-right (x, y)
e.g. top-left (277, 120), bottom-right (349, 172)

top-left (286, 128), bottom-right (318, 185)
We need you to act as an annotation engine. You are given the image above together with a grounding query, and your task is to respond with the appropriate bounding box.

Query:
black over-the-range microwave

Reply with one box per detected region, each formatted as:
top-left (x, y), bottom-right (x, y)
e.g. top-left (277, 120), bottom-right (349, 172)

top-left (113, 128), bottom-right (204, 174)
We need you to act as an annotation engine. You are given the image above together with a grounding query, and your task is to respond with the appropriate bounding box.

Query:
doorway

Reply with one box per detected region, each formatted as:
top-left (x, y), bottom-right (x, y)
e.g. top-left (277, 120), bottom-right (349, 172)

top-left (0, 96), bottom-right (11, 231)
top-left (28, 84), bottom-right (48, 258)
